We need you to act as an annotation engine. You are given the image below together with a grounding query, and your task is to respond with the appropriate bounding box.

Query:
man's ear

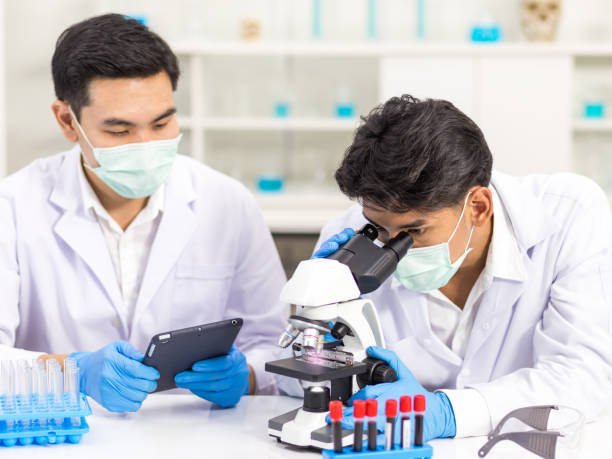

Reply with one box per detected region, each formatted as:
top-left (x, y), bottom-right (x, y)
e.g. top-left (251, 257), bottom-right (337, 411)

top-left (469, 186), bottom-right (493, 228)
top-left (51, 100), bottom-right (79, 143)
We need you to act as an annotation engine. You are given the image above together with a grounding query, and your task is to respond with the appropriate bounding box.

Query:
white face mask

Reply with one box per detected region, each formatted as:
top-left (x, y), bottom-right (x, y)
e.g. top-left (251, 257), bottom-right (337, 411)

top-left (393, 192), bottom-right (474, 291)
top-left (70, 106), bottom-right (181, 199)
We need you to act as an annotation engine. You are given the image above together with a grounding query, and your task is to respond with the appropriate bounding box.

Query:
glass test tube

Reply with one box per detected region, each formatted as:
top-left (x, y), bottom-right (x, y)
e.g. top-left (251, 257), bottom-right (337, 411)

top-left (46, 359), bottom-right (64, 426)
top-left (16, 360), bottom-right (33, 413)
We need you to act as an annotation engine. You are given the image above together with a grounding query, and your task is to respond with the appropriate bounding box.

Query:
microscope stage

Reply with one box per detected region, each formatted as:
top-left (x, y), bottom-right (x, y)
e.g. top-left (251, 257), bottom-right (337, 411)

top-left (265, 357), bottom-right (368, 382)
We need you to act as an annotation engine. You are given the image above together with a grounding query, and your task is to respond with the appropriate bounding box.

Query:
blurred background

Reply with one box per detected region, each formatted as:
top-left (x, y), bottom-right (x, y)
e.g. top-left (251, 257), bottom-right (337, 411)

top-left (1, 0), bottom-right (612, 275)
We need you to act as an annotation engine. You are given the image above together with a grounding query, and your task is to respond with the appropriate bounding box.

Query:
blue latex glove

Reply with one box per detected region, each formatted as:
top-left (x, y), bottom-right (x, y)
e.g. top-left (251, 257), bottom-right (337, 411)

top-left (174, 346), bottom-right (250, 408)
top-left (312, 228), bottom-right (355, 258)
top-left (70, 340), bottom-right (160, 413)
top-left (328, 346), bottom-right (456, 442)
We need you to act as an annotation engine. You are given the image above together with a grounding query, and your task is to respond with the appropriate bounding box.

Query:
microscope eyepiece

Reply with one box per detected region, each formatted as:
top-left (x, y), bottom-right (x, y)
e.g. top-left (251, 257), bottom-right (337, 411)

top-left (383, 231), bottom-right (414, 262)
top-left (358, 224), bottom-right (378, 241)
top-left (326, 224), bottom-right (414, 294)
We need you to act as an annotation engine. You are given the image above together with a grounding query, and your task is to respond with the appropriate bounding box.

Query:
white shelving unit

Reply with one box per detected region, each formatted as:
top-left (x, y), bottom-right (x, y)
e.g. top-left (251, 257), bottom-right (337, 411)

top-left (171, 40), bottom-right (612, 233)
top-left (573, 119), bottom-right (612, 132)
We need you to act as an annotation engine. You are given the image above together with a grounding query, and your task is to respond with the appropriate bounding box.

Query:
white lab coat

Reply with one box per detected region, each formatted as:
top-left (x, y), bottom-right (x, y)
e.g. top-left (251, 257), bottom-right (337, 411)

top-left (317, 171), bottom-right (612, 425)
top-left (0, 145), bottom-right (288, 393)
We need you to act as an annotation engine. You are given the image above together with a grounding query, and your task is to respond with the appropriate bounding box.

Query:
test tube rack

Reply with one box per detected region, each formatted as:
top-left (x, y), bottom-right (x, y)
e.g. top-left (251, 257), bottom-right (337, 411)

top-left (0, 392), bottom-right (91, 447)
top-left (322, 441), bottom-right (433, 458)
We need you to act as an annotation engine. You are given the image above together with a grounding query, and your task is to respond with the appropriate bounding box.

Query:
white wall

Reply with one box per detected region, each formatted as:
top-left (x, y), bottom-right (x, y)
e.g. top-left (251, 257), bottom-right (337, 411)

top-left (4, 0), bottom-right (612, 176)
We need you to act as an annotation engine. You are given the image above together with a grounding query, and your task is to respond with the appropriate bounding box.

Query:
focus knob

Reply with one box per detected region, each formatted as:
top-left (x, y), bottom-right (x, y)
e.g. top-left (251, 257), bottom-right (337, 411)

top-left (357, 357), bottom-right (398, 389)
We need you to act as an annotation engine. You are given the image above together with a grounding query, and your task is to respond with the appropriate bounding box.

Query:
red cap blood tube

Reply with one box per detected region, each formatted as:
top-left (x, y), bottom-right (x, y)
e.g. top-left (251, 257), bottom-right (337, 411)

top-left (384, 399), bottom-right (398, 450)
top-left (414, 395), bottom-right (426, 447)
top-left (329, 401), bottom-right (344, 453)
top-left (352, 400), bottom-right (366, 452)
top-left (366, 399), bottom-right (378, 451)
top-left (400, 396), bottom-right (412, 449)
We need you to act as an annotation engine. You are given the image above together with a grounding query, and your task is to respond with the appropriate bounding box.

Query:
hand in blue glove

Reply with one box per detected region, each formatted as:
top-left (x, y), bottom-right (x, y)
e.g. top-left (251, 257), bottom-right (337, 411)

top-left (328, 346), bottom-right (456, 442)
top-left (71, 340), bottom-right (160, 413)
top-left (174, 346), bottom-right (250, 408)
top-left (312, 228), bottom-right (355, 259)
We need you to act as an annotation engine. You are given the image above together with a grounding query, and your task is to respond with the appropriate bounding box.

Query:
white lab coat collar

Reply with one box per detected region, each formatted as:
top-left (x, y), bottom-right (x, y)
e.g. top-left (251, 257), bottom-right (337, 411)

top-left (489, 171), bottom-right (561, 253)
top-left (486, 184), bottom-right (527, 283)
top-left (76, 153), bottom-right (165, 232)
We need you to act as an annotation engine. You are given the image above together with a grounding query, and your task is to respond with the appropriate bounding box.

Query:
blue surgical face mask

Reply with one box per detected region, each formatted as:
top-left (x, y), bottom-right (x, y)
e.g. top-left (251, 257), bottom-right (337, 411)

top-left (393, 192), bottom-right (474, 292)
top-left (69, 107), bottom-right (181, 199)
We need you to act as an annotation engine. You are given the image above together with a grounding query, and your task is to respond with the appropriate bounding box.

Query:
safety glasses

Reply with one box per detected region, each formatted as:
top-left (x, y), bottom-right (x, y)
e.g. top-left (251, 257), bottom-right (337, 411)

top-left (478, 405), bottom-right (584, 459)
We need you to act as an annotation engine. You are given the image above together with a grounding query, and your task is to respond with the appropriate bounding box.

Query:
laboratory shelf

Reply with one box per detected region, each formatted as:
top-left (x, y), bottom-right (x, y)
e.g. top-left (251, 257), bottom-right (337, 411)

top-left (178, 116), bottom-right (360, 132)
top-left (171, 40), bottom-right (612, 58)
top-left (573, 119), bottom-right (612, 132)
top-left (255, 190), bottom-right (354, 234)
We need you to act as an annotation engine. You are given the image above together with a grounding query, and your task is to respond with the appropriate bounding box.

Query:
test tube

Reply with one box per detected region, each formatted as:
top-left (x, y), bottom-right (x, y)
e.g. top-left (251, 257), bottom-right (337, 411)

top-left (329, 400), bottom-right (343, 453)
top-left (64, 358), bottom-right (80, 409)
top-left (366, 399), bottom-right (378, 451)
top-left (414, 394), bottom-right (426, 447)
top-left (1, 360), bottom-right (16, 413)
top-left (64, 357), bottom-right (81, 426)
top-left (385, 399), bottom-right (397, 450)
top-left (2, 361), bottom-right (16, 431)
top-left (400, 395), bottom-right (412, 449)
top-left (352, 400), bottom-right (366, 452)
top-left (32, 359), bottom-right (48, 412)
top-left (46, 359), bottom-right (64, 426)
top-left (16, 360), bottom-right (33, 413)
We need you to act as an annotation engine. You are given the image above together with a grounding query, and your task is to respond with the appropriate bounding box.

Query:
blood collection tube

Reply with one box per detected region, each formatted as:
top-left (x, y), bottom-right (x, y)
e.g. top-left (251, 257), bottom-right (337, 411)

top-left (385, 399), bottom-right (397, 450)
top-left (329, 400), bottom-right (344, 453)
top-left (414, 394), bottom-right (426, 447)
top-left (400, 395), bottom-right (412, 448)
top-left (352, 400), bottom-right (366, 452)
top-left (366, 399), bottom-right (378, 451)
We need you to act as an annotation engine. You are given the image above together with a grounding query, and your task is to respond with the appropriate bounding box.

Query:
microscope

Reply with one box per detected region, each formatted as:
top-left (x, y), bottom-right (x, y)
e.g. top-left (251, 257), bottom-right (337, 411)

top-left (265, 224), bottom-right (414, 449)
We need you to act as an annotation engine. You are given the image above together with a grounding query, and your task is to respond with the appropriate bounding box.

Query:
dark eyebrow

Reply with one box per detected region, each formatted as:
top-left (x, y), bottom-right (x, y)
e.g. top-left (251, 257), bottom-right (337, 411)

top-left (102, 118), bottom-right (136, 128)
top-left (362, 212), bottom-right (426, 230)
top-left (151, 108), bottom-right (176, 124)
top-left (101, 108), bottom-right (177, 128)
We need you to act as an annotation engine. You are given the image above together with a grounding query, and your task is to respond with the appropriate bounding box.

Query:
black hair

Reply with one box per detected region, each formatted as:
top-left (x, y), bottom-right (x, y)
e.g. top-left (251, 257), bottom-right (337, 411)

top-left (52, 13), bottom-right (180, 120)
top-left (335, 94), bottom-right (493, 213)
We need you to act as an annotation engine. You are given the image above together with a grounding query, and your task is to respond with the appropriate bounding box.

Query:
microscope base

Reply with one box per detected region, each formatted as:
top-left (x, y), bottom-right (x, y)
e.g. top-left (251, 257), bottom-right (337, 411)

top-left (268, 407), bottom-right (359, 450)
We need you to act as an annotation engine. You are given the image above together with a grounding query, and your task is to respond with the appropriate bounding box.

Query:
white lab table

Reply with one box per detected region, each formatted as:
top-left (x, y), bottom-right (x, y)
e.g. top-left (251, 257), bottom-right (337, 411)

top-left (6, 394), bottom-right (612, 458)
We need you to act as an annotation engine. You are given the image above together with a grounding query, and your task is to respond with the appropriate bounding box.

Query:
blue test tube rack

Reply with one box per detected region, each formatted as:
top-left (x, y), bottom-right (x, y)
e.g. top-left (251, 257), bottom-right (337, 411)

top-left (0, 392), bottom-right (91, 447)
top-left (323, 441), bottom-right (433, 458)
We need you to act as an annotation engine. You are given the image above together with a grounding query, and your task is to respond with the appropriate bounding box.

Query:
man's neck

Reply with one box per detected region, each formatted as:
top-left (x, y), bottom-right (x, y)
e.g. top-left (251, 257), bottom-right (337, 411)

top-left (438, 215), bottom-right (494, 310)
top-left (82, 161), bottom-right (148, 231)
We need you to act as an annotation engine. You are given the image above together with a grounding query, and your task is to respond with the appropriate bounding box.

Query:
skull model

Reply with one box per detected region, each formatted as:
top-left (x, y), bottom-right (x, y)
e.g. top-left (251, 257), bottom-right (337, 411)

top-left (520, 0), bottom-right (562, 41)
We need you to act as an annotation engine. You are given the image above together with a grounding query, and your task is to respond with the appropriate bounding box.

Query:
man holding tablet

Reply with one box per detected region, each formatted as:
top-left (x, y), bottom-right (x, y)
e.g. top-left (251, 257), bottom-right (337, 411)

top-left (0, 15), bottom-right (287, 412)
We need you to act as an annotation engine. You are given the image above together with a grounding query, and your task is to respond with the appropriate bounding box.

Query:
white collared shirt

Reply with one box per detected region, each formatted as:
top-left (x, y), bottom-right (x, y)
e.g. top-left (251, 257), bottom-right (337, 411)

top-left (427, 185), bottom-right (527, 437)
top-left (77, 161), bottom-right (164, 329)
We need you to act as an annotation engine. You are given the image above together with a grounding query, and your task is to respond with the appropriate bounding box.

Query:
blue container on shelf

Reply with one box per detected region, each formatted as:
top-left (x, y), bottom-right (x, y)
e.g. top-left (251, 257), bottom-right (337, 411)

top-left (335, 103), bottom-right (355, 118)
top-left (0, 393), bottom-right (92, 447)
top-left (257, 175), bottom-right (285, 193)
top-left (584, 101), bottom-right (605, 119)
top-left (470, 24), bottom-right (502, 42)
top-left (274, 102), bottom-right (291, 118)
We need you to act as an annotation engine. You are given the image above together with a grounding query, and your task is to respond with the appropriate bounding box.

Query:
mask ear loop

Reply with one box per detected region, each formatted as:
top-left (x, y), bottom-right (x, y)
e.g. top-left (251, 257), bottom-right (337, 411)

top-left (448, 192), bottom-right (476, 260)
top-left (447, 192), bottom-right (473, 242)
top-left (68, 106), bottom-right (97, 167)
